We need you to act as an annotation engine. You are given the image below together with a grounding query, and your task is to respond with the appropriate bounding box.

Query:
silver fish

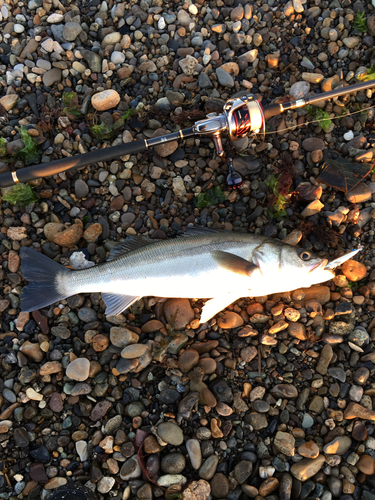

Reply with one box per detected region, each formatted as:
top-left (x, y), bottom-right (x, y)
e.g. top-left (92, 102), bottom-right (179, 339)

top-left (20, 229), bottom-right (362, 323)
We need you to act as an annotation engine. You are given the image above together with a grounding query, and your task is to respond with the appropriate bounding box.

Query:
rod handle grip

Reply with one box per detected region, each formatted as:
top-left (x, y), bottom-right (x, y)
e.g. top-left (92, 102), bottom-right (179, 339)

top-left (263, 103), bottom-right (283, 120)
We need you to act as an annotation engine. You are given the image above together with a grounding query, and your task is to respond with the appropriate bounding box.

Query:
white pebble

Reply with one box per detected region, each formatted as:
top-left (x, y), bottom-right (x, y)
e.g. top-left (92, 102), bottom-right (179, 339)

top-left (189, 4), bottom-right (198, 15)
top-left (111, 51), bottom-right (125, 64)
top-left (14, 24), bottom-right (25, 33)
top-left (158, 17), bottom-right (166, 30)
top-left (344, 130), bottom-right (354, 141)
top-left (26, 387), bottom-right (43, 401)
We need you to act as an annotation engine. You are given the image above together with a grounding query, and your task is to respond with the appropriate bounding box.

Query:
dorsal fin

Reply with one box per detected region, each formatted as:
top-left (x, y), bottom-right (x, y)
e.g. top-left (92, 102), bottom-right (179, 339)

top-left (107, 235), bottom-right (154, 261)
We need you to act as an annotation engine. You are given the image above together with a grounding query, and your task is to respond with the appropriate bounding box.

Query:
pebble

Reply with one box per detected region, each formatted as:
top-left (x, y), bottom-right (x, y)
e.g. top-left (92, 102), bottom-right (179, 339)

top-left (164, 298), bottom-right (194, 329)
top-left (186, 439), bottom-right (202, 469)
top-left (66, 358), bottom-right (90, 381)
top-left (290, 455), bottom-right (326, 481)
top-left (157, 422), bottom-right (184, 445)
top-left (91, 90), bottom-right (121, 111)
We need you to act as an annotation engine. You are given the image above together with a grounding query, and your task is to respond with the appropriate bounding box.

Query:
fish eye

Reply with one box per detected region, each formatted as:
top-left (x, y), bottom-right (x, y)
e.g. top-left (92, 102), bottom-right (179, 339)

top-left (298, 249), bottom-right (311, 261)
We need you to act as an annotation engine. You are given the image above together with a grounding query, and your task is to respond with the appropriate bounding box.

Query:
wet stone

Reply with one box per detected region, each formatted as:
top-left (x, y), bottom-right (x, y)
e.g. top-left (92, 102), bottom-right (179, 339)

top-left (157, 422), bottom-right (184, 445)
top-left (210, 473), bottom-right (229, 498)
top-left (13, 427), bottom-right (30, 447)
top-left (233, 460), bottom-right (253, 484)
top-left (161, 453), bottom-right (186, 474)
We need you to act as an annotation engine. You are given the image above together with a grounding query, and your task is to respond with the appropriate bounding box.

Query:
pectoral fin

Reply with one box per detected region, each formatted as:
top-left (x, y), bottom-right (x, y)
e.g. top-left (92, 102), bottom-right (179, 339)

top-left (211, 251), bottom-right (258, 276)
top-left (200, 294), bottom-right (241, 324)
top-left (102, 293), bottom-right (141, 316)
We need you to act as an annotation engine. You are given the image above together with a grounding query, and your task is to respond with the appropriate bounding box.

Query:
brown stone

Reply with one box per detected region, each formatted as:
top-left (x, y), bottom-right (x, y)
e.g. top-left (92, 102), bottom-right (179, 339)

top-left (217, 311), bottom-right (244, 329)
top-left (143, 435), bottom-right (161, 454)
top-left (259, 478), bottom-right (279, 497)
top-left (274, 431), bottom-right (295, 457)
top-left (198, 358), bottom-right (217, 374)
top-left (91, 401), bottom-right (112, 421)
top-left (341, 260), bottom-right (367, 282)
top-left (8, 250), bottom-right (20, 272)
top-left (302, 138), bottom-right (325, 151)
top-left (290, 455), bottom-right (326, 482)
top-left (53, 223), bottom-right (83, 248)
top-left (141, 320), bottom-right (164, 333)
top-left (323, 436), bottom-right (351, 455)
top-left (298, 441), bottom-right (319, 459)
top-left (344, 402), bottom-right (375, 420)
top-left (66, 358), bottom-right (90, 381)
top-left (164, 298), bottom-right (194, 330)
top-left (179, 349), bottom-right (200, 373)
top-left (121, 344), bottom-right (148, 359)
top-left (117, 65), bottom-right (134, 79)
top-left (270, 384), bottom-right (298, 398)
top-left (301, 286), bottom-right (330, 304)
top-left (91, 90), bottom-right (121, 111)
top-left (211, 418), bottom-right (224, 438)
top-left (39, 361), bottom-right (63, 375)
top-left (183, 480), bottom-right (210, 500)
top-left (202, 388), bottom-right (217, 408)
top-left (83, 223), bottom-right (102, 243)
top-left (215, 402), bottom-right (233, 416)
top-left (346, 182), bottom-right (372, 204)
top-left (316, 344), bottom-right (333, 375)
top-left (288, 322), bottom-right (307, 340)
top-left (20, 341), bottom-right (43, 362)
top-left (352, 421), bottom-right (368, 441)
top-left (92, 334), bottom-right (109, 352)
top-left (49, 392), bottom-right (64, 413)
top-left (357, 454), bottom-right (375, 475)
top-left (153, 128), bottom-right (178, 157)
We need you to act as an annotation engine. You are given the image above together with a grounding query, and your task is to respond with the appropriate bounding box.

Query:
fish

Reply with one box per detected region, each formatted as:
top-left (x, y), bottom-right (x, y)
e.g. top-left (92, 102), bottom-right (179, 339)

top-left (19, 228), bottom-right (363, 324)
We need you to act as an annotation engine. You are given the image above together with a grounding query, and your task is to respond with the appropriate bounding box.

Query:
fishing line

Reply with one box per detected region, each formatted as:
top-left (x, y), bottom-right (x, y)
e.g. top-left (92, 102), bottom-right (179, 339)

top-left (262, 102), bottom-right (375, 137)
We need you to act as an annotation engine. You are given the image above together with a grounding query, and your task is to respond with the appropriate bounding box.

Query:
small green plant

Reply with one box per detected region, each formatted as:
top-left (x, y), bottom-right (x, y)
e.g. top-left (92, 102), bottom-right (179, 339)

top-left (357, 65), bottom-right (375, 82)
top-left (91, 121), bottom-right (112, 138)
top-left (265, 174), bottom-right (288, 218)
top-left (14, 127), bottom-right (39, 164)
top-left (347, 279), bottom-right (366, 291)
top-left (195, 186), bottom-right (226, 208)
top-left (2, 183), bottom-right (39, 206)
top-left (91, 109), bottom-right (135, 139)
top-left (0, 137), bottom-right (7, 157)
top-left (353, 11), bottom-right (367, 33)
top-left (306, 105), bottom-right (332, 132)
top-left (62, 91), bottom-right (81, 116)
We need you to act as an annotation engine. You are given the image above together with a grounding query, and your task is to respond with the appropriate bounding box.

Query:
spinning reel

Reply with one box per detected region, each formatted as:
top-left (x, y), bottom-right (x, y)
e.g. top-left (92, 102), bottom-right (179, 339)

top-left (193, 94), bottom-right (265, 189)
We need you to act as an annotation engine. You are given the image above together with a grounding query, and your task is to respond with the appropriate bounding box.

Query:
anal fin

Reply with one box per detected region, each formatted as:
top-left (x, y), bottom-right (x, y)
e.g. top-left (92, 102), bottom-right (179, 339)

top-left (102, 293), bottom-right (141, 316)
top-left (200, 294), bottom-right (241, 324)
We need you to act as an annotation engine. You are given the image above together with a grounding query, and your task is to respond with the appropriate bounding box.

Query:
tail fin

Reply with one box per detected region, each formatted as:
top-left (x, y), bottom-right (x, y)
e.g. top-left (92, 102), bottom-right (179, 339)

top-left (20, 247), bottom-right (71, 312)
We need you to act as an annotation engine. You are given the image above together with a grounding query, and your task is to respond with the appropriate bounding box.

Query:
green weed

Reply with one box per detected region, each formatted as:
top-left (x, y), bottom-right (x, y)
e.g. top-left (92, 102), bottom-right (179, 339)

top-left (62, 91), bottom-right (81, 116)
top-left (14, 127), bottom-right (39, 164)
top-left (91, 109), bottom-right (135, 139)
top-left (265, 174), bottom-right (288, 218)
top-left (306, 105), bottom-right (332, 132)
top-left (357, 65), bottom-right (375, 82)
top-left (0, 137), bottom-right (7, 158)
top-left (195, 186), bottom-right (226, 208)
top-left (2, 183), bottom-right (39, 206)
top-left (353, 11), bottom-right (367, 33)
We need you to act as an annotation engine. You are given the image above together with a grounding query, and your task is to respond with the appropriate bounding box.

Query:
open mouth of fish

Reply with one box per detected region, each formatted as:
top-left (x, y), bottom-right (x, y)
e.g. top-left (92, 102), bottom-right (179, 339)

top-left (323, 246), bottom-right (364, 271)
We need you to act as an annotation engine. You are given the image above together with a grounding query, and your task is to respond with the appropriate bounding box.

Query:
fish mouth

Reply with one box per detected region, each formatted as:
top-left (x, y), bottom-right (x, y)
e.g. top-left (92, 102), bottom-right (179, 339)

top-left (308, 259), bottom-right (329, 273)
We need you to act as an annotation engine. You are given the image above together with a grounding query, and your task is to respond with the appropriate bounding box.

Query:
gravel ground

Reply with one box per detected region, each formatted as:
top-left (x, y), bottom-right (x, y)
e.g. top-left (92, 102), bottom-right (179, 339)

top-left (1, 0), bottom-right (375, 499)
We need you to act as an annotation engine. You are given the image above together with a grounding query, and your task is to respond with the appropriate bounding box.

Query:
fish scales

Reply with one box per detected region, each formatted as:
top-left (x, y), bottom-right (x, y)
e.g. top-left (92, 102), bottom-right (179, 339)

top-left (61, 233), bottom-right (265, 299)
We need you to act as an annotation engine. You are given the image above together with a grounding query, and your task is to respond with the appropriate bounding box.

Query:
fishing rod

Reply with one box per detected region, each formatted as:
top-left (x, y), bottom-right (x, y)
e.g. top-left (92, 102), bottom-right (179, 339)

top-left (1, 79), bottom-right (375, 190)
